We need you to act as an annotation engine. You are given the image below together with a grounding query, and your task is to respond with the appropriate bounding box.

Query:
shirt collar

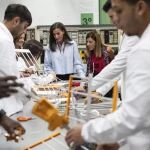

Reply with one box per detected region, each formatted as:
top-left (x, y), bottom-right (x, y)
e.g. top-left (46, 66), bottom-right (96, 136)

top-left (140, 23), bottom-right (150, 39)
top-left (0, 22), bottom-right (14, 41)
top-left (68, 40), bottom-right (74, 44)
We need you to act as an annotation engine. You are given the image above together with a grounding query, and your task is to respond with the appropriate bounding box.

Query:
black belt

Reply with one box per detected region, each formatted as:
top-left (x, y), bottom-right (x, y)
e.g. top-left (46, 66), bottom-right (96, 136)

top-left (56, 73), bottom-right (74, 80)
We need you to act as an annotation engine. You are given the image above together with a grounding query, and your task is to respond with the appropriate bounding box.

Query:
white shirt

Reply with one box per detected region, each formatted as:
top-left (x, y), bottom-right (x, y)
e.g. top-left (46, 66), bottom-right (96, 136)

top-left (91, 35), bottom-right (139, 98)
top-left (44, 41), bottom-right (85, 77)
top-left (0, 22), bottom-right (23, 116)
top-left (82, 24), bottom-right (150, 150)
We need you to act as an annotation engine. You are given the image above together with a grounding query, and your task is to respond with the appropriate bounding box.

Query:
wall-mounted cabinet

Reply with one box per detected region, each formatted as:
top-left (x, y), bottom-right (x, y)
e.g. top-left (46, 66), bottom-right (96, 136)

top-left (26, 28), bottom-right (35, 41)
top-left (34, 25), bottom-right (119, 47)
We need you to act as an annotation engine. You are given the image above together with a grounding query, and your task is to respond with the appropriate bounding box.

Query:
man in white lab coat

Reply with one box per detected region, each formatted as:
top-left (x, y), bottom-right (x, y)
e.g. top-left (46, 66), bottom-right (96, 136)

top-left (0, 4), bottom-right (32, 116)
top-left (65, 0), bottom-right (150, 149)
top-left (91, 0), bottom-right (139, 100)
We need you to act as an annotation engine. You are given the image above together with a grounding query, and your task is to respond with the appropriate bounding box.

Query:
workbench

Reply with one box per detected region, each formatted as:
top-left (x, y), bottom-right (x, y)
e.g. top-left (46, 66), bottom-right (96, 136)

top-left (0, 98), bottom-right (127, 150)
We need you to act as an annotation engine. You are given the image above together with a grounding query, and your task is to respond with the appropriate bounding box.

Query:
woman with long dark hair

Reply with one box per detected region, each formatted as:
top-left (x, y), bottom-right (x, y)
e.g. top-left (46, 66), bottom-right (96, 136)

top-left (44, 22), bottom-right (85, 80)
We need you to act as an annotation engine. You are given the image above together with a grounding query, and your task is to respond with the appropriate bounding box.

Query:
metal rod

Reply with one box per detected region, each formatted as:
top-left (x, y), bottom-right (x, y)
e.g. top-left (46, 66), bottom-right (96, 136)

top-left (42, 142), bottom-right (55, 150)
top-left (20, 52), bottom-right (31, 68)
top-left (71, 90), bottom-right (101, 99)
top-left (86, 73), bottom-right (93, 120)
top-left (28, 52), bottom-right (41, 71)
top-left (69, 116), bottom-right (85, 123)
top-left (25, 52), bottom-right (35, 68)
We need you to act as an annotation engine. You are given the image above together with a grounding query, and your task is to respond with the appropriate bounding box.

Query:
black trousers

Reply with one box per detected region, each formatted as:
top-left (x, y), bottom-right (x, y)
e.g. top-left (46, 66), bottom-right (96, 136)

top-left (104, 88), bottom-right (122, 100)
top-left (104, 88), bottom-right (113, 98)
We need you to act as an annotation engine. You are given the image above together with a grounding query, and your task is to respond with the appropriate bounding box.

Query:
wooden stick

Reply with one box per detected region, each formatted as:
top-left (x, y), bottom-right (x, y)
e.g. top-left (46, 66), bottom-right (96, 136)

top-left (65, 75), bottom-right (73, 116)
top-left (22, 131), bottom-right (60, 150)
top-left (86, 73), bottom-right (93, 120)
top-left (112, 81), bottom-right (118, 112)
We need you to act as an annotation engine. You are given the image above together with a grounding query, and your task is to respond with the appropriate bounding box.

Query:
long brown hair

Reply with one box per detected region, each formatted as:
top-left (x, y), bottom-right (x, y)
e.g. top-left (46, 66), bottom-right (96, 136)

top-left (49, 22), bottom-right (72, 51)
top-left (86, 31), bottom-right (104, 57)
top-left (23, 39), bottom-right (44, 59)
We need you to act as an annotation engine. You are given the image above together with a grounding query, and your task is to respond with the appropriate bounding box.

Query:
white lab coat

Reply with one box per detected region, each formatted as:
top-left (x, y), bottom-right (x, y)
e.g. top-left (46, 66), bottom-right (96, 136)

top-left (0, 23), bottom-right (23, 116)
top-left (82, 24), bottom-right (150, 150)
top-left (91, 34), bottom-right (139, 99)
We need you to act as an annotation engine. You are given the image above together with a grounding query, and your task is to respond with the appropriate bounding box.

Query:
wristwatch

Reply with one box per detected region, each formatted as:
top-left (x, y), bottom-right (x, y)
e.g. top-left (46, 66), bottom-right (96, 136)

top-left (0, 109), bottom-right (6, 121)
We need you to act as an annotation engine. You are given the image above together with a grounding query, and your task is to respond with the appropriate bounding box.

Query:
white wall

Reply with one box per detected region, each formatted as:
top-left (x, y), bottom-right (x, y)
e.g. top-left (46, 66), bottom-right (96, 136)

top-left (0, 0), bottom-right (21, 21)
top-left (0, 0), bottom-right (99, 27)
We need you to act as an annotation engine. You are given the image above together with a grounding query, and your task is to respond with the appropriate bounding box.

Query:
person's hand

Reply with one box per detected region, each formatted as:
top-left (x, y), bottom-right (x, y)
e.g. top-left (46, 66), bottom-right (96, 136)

top-left (74, 86), bottom-right (86, 93)
top-left (20, 71), bottom-right (31, 77)
top-left (106, 46), bottom-right (115, 60)
top-left (73, 86), bottom-right (87, 100)
top-left (0, 76), bottom-right (23, 98)
top-left (0, 115), bottom-right (25, 142)
top-left (25, 68), bottom-right (35, 75)
top-left (20, 68), bottom-right (36, 77)
top-left (96, 143), bottom-right (119, 150)
top-left (84, 92), bottom-right (102, 104)
top-left (65, 124), bottom-right (84, 147)
top-left (106, 46), bottom-right (113, 53)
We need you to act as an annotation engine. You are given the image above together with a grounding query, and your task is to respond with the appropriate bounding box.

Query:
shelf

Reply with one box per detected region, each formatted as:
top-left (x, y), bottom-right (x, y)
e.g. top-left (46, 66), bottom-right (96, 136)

top-left (78, 45), bottom-right (86, 49)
